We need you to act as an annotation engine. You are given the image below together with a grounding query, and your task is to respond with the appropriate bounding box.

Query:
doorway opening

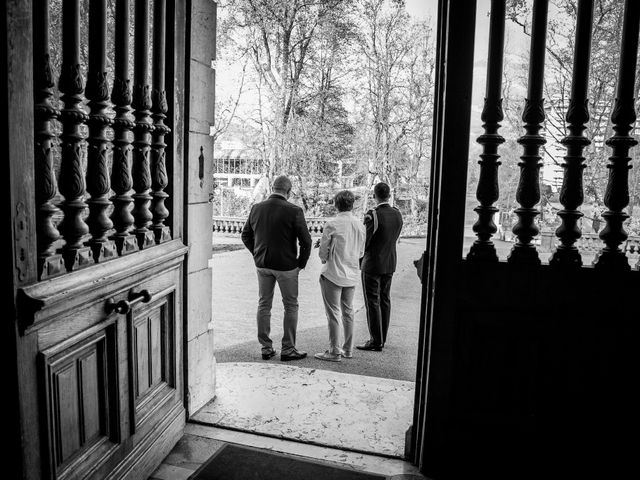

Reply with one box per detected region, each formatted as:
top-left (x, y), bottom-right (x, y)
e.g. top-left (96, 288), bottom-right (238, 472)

top-left (194, 0), bottom-right (436, 460)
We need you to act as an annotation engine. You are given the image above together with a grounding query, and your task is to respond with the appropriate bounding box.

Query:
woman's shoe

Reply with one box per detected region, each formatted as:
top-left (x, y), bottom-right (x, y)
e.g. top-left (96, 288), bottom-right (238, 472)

top-left (314, 350), bottom-right (342, 362)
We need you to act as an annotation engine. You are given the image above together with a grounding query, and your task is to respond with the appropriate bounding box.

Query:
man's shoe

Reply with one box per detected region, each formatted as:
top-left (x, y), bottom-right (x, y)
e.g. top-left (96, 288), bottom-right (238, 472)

top-left (341, 350), bottom-right (353, 358)
top-left (314, 350), bottom-right (342, 362)
top-left (355, 341), bottom-right (383, 351)
top-left (280, 349), bottom-right (307, 361)
top-left (262, 349), bottom-right (277, 360)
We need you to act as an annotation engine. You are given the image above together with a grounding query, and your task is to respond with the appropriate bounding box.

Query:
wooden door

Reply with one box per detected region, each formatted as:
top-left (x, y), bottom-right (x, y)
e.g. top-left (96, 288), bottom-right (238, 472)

top-left (6, 1), bottom-right (190, 479)
top-left (410, 1), bottom-right (640, 478)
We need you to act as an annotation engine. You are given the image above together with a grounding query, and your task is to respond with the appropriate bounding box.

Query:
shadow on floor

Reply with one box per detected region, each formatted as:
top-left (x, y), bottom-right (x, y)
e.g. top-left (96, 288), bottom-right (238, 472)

top-left (214, 322), bottom-right (418, 382)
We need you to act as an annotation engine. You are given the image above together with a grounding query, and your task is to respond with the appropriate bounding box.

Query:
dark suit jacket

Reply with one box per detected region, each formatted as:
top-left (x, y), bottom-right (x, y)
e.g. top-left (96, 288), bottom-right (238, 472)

top-left (241, 194), bottom-right (312, 271)
top-left (360, 203), bottom-right (403, 274)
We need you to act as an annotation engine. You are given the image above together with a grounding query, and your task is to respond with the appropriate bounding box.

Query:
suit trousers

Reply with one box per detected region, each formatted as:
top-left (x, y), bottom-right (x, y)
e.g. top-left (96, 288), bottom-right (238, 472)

top-left (362, 271), bottom-right (394, 347)
top-left (256, 267), bottom-right (299, 355)
top-left (319, 275), bottom-right (355, 355)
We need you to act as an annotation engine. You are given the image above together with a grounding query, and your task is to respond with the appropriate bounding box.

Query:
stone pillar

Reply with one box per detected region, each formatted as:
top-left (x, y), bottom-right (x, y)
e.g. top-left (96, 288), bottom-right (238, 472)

top-left (186, 0), bottom-right (216, 415)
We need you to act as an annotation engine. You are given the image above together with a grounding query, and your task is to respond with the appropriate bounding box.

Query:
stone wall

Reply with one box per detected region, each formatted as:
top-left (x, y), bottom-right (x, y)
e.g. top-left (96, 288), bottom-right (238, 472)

top-left (186, 0), bottom-right (216, 415)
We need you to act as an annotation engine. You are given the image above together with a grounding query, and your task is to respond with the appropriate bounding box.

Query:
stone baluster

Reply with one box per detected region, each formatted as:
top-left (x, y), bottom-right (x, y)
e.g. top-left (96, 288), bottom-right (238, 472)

top-left (85, 0), bottom-right (117, 262)
top-left (549, 0), bottom-right (594, 267)
top-left (132, 0), bottom-right (156, 249)
top-left (58, 0), bottom-right (94, 271)
top-left (594, 0), bottom-right (640, 270)
top-left (508, 0), bottom-right (549, 265)
top-left (110, 0), bottom-right (138, 256)
top-left (33, 0), bottom-right (65, 279)
top-left (468, 0), bottom-right (506, 262)
top-left (151, 0), bottom-right (172, 244)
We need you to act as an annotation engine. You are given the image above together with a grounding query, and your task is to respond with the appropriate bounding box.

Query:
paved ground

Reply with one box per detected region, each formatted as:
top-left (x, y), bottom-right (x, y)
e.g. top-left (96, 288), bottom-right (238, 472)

top-left (211, 235), bottom-right (426, 381)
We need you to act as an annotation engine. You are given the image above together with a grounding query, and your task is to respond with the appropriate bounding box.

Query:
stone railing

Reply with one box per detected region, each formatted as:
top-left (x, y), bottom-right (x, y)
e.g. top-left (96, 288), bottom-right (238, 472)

top-left (212, 216), bottom-right (326, 235)
top-left (576, 232), bottom-right (640, 254)
top-left (536, 230), bottom-right (640, 256)
top-left (212, 217), bottom-right (246, 235)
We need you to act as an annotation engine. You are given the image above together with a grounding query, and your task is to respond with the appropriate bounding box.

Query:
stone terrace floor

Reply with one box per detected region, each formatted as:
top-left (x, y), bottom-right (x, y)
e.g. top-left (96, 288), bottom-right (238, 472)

top-left (209, 234), bottom-right (427, 381)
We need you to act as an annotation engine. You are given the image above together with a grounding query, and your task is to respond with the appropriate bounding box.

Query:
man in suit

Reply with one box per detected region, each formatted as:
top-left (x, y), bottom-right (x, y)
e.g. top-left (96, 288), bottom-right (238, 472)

top-left (241, 175), bottom-right (312, 361)
top-left (357, 182), bottom-right (403, 352)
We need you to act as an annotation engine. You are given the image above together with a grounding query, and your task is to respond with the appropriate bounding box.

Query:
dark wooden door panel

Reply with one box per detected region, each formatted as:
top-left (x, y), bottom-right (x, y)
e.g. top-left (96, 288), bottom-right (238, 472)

top-left (39, 321), bottom-right (119, 480)
top-left (133, 299), bottom-right (173, 396)
top-left (129, 286), bottom-right (179, 434)
top-left (56, 364), bottom-right (82, 463)
top-left (413, 2), bottom-right (640, 476)
top-left (134, 319), bottom-right (150, 398)
top-left (8, 0), bottom-right (191, 477)
top-left (149, 308), bottom-right (163, 387)
top-left (19, 240), bottom-right (187, 480)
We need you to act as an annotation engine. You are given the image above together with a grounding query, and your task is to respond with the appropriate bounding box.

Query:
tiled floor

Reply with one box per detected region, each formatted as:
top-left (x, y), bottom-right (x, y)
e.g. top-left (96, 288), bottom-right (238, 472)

top-left (190, 362), bottom-right (415, 457)
top-left (149, 424), bottom-right (427, 480)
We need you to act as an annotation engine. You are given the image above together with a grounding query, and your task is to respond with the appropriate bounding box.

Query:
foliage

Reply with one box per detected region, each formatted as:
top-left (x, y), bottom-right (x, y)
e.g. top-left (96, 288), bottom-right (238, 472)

top-left (466, 0), bottom-right (640, 240)
top-left (211, 189), bottom-right (254, 217)
top-left (504, 0), bottom-right (640, 209)
top-left (627, 214), bottom-right (640, 237)
top-left (351, 0), bottom-right (434, 209)
top-left (216, 0), bottom-right (433, 214)
top-left (219, 0), bottom-right (356, 182)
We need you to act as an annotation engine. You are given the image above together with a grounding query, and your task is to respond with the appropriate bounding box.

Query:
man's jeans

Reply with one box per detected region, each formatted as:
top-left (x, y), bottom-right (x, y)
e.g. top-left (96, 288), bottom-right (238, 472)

top-left (256, 267), bottom-right (299, 355)
top-left (319, 275), bottom-right (355, 355)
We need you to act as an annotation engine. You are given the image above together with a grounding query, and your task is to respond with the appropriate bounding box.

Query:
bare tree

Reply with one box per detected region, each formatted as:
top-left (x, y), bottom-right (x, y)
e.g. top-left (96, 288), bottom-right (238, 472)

top-left (223, 0), bottom-right (349, 175)
top-left (506, 0), bottom-right (632, 207)
top-left (354, 0), bottom-right (434, 210)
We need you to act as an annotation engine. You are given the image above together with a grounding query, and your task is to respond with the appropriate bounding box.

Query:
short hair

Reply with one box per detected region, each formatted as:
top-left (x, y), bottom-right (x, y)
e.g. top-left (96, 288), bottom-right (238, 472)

top-left (374, 182), bottom-right (390, 200)
top-left (272, 175), bottom-right (292, 194)
top-left (334, 190), bottom-right (355, 212)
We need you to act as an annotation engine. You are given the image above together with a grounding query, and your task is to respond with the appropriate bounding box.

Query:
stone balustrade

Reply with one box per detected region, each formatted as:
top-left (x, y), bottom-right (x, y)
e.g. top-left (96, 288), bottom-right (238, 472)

top-left (212, 217), bottom-right (246, 234)
top-left (212, 216), bottom-right (326, 235)
top-left (536, 230), bottom-right (640, 257)
top-left (576, 232), bottom-right (640, 255)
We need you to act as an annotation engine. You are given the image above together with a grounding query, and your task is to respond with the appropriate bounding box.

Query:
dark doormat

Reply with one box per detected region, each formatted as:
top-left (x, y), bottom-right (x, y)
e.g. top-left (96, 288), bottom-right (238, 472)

top-left (190, 443), bottom-right (387, 480)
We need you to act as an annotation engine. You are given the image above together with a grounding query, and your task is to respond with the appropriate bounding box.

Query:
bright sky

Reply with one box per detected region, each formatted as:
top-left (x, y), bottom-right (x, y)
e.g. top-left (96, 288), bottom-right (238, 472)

top-left (405, 0), bottom-right (434, 18)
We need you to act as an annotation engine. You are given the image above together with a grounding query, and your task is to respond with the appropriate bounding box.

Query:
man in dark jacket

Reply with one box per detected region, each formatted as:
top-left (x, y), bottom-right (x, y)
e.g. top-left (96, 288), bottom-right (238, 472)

top-left (241, 175), bottom-right (312, 361)
top-left (357, 182), bottom-right (403, 352)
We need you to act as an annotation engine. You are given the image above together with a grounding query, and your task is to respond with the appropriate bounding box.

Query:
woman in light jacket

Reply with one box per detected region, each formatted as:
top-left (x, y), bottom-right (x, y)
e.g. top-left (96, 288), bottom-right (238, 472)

top-left (315, 190), bottom-right (366, 362)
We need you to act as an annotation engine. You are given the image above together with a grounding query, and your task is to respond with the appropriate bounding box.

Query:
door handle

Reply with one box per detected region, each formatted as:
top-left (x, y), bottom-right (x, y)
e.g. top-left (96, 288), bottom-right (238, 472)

top-left (106, 289), bottom-right (152, 315)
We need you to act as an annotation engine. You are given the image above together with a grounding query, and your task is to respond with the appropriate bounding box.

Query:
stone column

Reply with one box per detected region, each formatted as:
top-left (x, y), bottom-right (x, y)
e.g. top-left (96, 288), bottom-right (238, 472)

top-left (186, 0), bottom-right (217, 415)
